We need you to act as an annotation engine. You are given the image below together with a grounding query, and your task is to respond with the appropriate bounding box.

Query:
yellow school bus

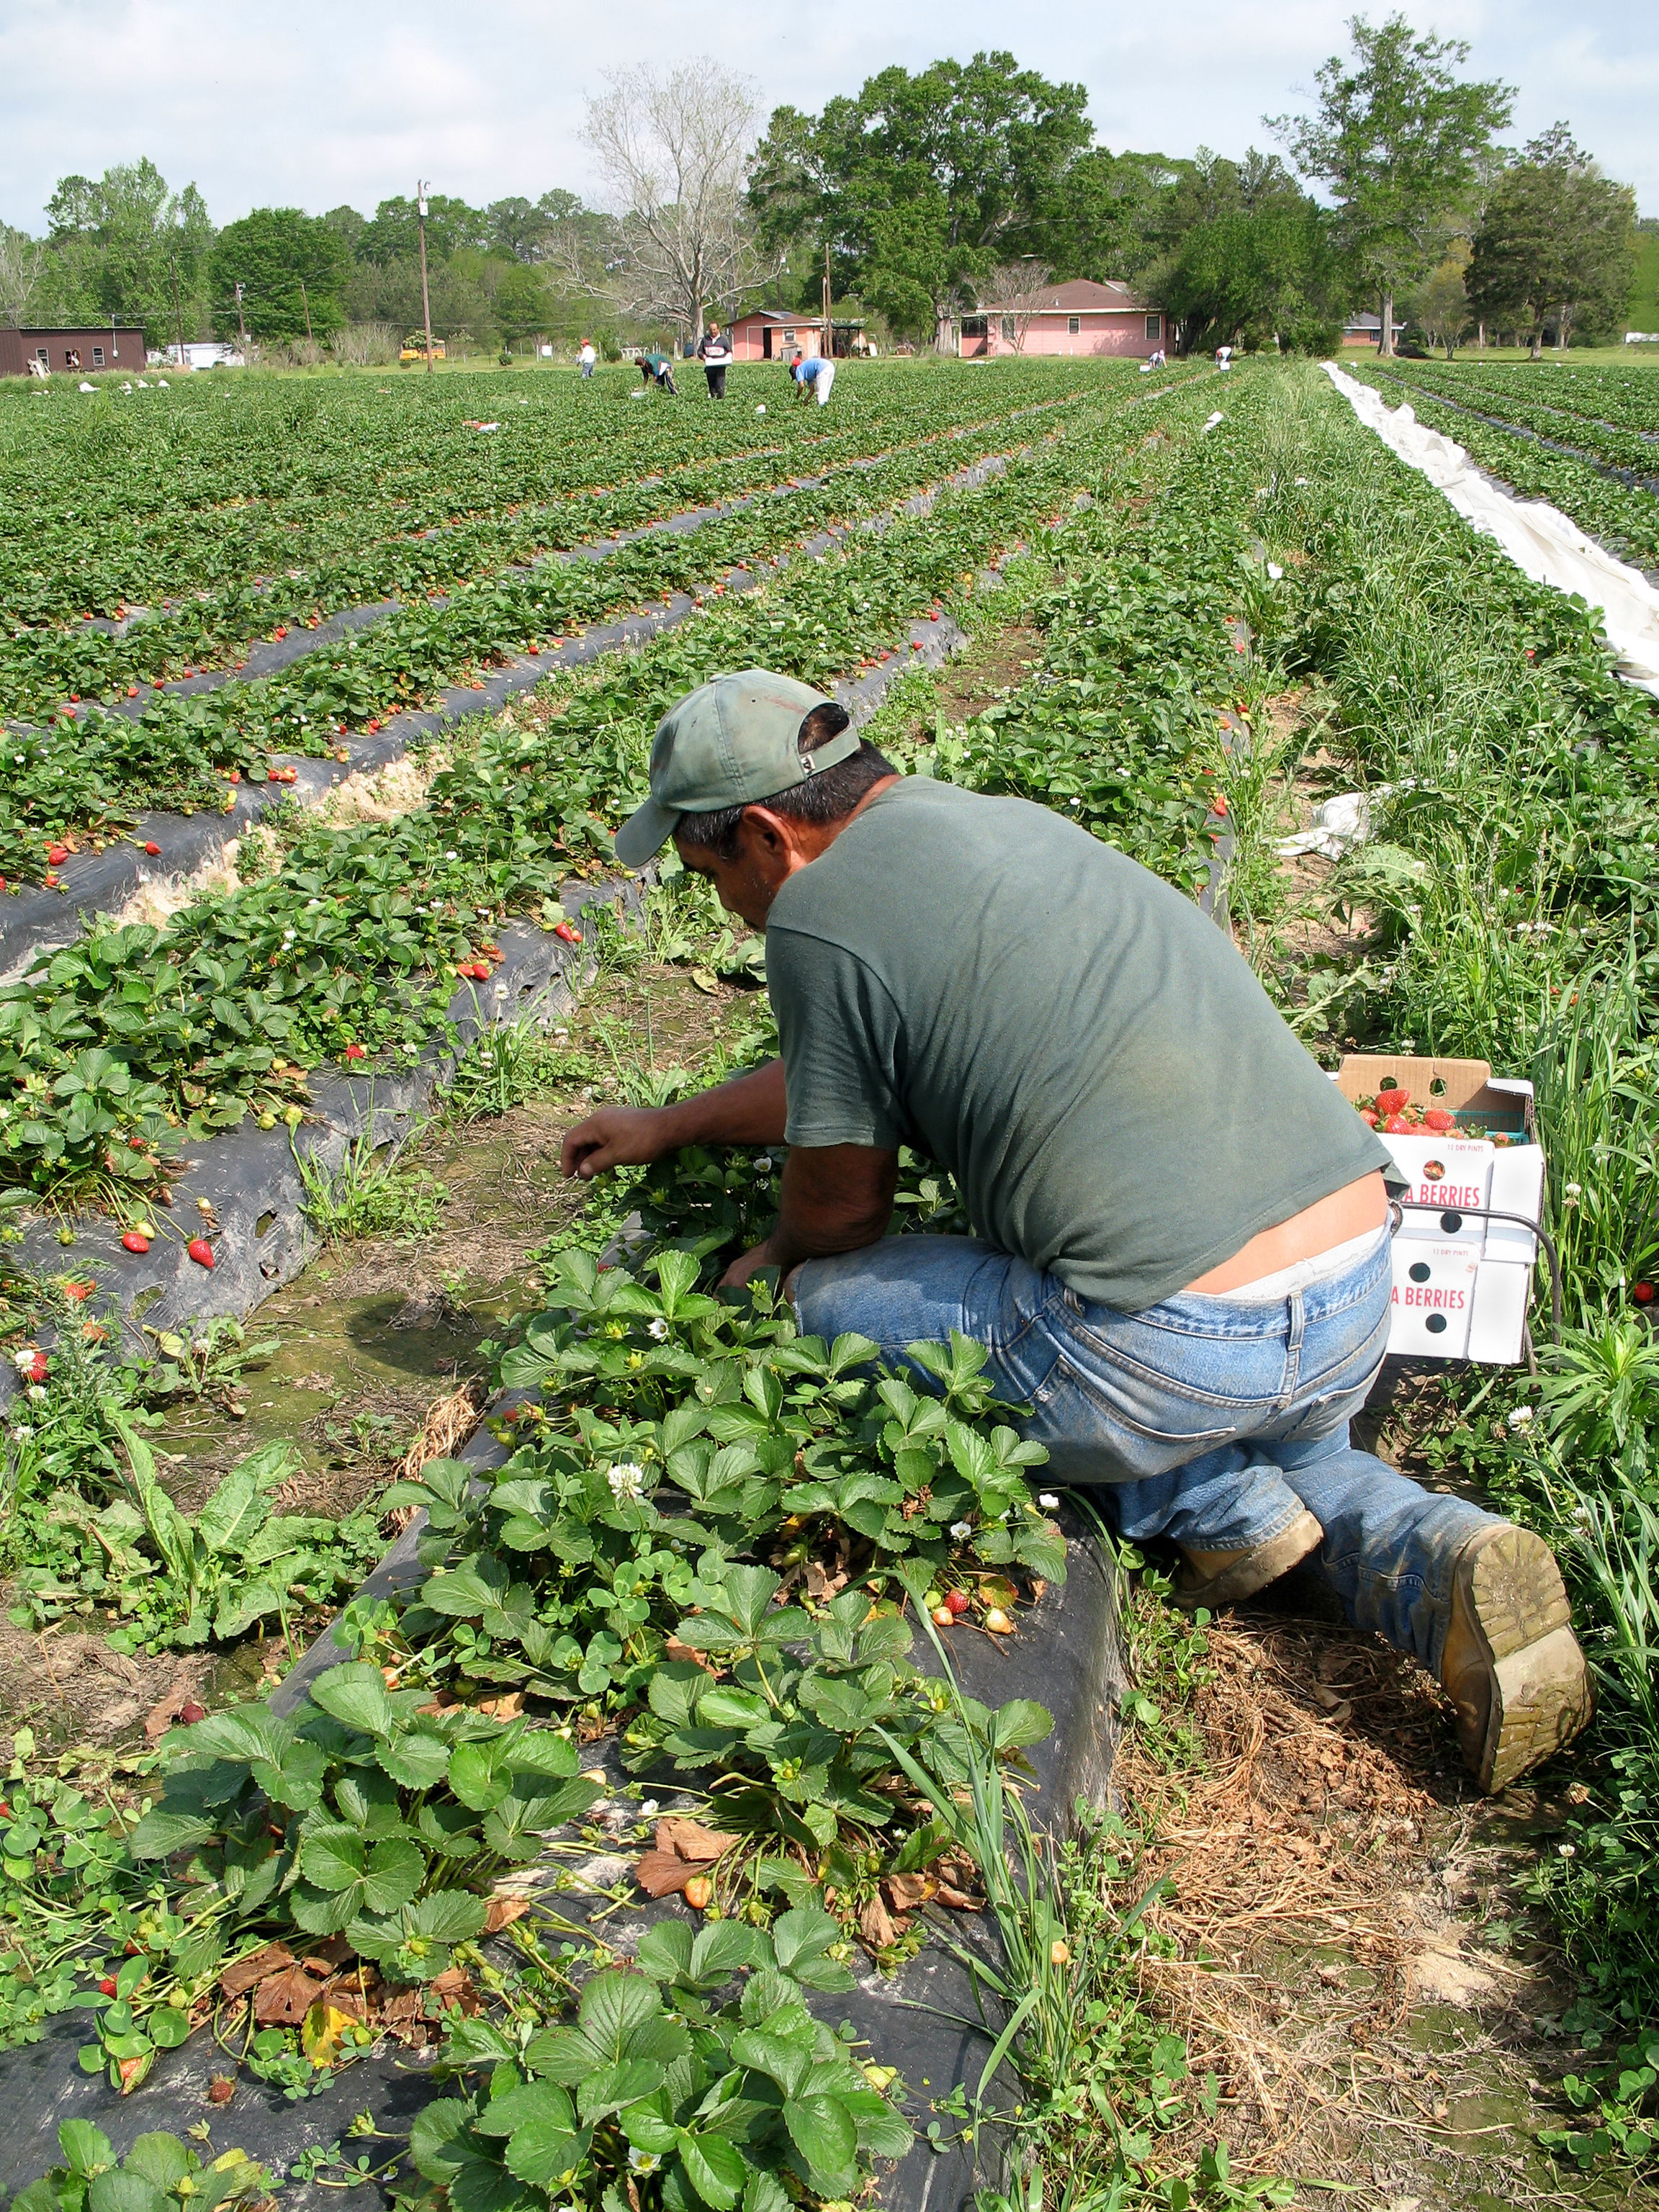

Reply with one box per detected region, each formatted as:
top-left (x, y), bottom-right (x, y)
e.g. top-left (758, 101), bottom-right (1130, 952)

top-left (400, 336), bottom-right (447, 362)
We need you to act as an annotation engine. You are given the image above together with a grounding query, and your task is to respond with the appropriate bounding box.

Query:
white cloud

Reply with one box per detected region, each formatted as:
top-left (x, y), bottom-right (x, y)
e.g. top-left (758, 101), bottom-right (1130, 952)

top-left (1, 0), bottom-right (1653, 229)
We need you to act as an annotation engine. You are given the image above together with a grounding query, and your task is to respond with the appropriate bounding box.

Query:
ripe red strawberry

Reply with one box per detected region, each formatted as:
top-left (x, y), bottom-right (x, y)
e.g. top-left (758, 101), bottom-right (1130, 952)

top-left (1635, 1282), bottom-right (1655, 1305)
top-left (1375, 1087), bottom-right (1408, 1118)
top-left (944, 1589), bottom-right (970, 1615)
top-left (1211, 793), bottom-right (1228, 817)
top-left (1385, 1112), bottom-right (1413, 1134)
top-left (63, 1281), bottom-right (92, 1301)
top-left (143, 840), bottom-right (161, 855)
top-left (22, 1352), bottom-right (48, 1385)
top-left (120, 1231), bottom-right (150, 1254)
top-left (1424, 1107), bottom-right (1456, 1132)
top-left (344, 1041), bottom-right (367, 1061)
top-left (554, 921), bottom-right (583, 945)
top-left (45, 845), bottom-right (68, 865)
top-left (187, 1238), bottom-right (215, 1268)
top-left (179, 1700), bottom-right (206, 1724)
top-left (99, 1979), bottom-right (118, 1998)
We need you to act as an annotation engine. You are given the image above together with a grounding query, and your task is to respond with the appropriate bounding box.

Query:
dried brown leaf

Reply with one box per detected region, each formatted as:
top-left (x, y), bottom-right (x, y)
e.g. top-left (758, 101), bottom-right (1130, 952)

top-left (220, 1943), bottom-right (295, 2002)
top-left (253, 1963), bottom-right (328, 2026)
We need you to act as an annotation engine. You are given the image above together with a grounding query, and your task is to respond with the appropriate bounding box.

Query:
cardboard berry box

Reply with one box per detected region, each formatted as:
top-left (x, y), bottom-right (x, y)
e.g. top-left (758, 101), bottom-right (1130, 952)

top-left (1336, 1054), bottom-right (1546, 1364)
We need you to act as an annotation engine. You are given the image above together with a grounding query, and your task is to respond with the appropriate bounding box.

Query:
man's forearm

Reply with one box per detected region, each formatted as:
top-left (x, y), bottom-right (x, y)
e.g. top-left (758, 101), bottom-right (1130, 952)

top-left (761, 1146), bottom-right (896, 1274)
top-left (658, 1058), bottom-right (788, 1148)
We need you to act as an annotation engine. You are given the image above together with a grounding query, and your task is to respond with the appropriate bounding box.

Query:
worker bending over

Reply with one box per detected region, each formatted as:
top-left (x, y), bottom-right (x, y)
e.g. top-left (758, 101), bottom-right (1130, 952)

top-left (791, 350), bottom-right (835, 404)
top-left (564, 672), bottom-right (1591, 1796)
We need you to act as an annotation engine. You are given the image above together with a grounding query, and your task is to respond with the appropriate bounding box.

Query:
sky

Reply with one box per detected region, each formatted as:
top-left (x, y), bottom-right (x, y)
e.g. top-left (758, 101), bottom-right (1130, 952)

top-left (1, 0), bottom-right (1655, 233)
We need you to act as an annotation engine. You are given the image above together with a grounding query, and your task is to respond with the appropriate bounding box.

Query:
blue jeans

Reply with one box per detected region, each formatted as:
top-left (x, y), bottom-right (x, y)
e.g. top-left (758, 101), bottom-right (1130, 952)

top-left (793, 1231), bottom-right (1498, 1673)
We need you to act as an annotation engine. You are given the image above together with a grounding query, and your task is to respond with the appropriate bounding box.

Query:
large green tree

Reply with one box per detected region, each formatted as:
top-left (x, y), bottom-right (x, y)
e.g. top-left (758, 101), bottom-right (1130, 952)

top-left (1150, 151), bottom-right (1345, 355)
top-left (210, 207), bottom-right (349, 343)
top-left (749, 52), bottom-right (1093, 342)
top-left (354, 194), bottom-right (490, 266)
top-left (1030, 147), bottom-right (1186, 286)
top-left (38, 159), bottom-right (214, 344)
top-left (1270, 13), bottom-right (1511, 356)
top-left (1468, 127), bottom-right (1638, 355)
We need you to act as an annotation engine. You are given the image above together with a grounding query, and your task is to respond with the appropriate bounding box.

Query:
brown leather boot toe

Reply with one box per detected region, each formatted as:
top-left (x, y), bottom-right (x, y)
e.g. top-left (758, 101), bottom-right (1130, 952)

top-left (1440, 1522), bottom-right (1593, 1793)
top-left (1174, 1508), bottom-right (1323, 1610)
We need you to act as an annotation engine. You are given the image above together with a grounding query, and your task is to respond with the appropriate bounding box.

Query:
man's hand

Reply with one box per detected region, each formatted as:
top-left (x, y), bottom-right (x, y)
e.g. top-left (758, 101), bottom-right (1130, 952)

top-left (724, 1143), bottom-right (896, 1287)
top-left (719, 1238), bottom-right (783, 1292)
top-left (560, 1106), bottom-right (677, 1182)
top-left (560, 1061), bottom-right (788, 1182)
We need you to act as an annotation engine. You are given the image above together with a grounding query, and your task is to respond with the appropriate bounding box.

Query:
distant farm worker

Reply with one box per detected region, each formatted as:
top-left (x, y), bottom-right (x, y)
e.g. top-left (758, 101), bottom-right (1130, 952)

top-left (1148, 346), bottom-right (1166, 369)
top-left (1215, 342), bottom-right (1233, 369)
top-left (579, 338), bottom-right (597, 379)
top-left (698, 321), bottom-right (733, 398)
top-left (791, 349), bottom-right (835, 405)
top-left (639, 347), bottom-right (678, 395)
top-left (565, 670), bottom-right (1593, 1797)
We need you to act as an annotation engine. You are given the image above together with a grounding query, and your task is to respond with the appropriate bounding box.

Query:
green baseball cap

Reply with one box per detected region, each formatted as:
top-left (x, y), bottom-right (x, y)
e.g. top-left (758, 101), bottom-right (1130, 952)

top-left (613, 668), bottom-right (860, 868)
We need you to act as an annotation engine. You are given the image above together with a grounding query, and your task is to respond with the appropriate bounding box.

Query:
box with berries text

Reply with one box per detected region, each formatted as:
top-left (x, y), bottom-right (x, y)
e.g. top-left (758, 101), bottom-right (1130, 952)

top-left (1335, 1055), bottom-right (1545, 1365)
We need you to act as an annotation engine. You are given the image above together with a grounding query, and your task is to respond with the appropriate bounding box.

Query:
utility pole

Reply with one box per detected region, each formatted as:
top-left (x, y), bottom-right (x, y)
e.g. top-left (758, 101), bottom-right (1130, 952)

top-left (416, 183), bottom-right (436, 372)
top-left (234, 282), bottom-right (248, 351)
top-left (171, 259), bottom-right (186, 367)
top-left (300, 276), bottom-right (313, 343)
top-left (822, 239), bottom-right (832, 361)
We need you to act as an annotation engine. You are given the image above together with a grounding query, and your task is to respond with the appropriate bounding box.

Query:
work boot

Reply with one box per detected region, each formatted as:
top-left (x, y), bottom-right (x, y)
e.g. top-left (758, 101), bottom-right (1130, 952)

top-left (1440, 1522), bottom-right (1592, 1793)
top-left (1174, 1508), bottom-right (1323, 1610)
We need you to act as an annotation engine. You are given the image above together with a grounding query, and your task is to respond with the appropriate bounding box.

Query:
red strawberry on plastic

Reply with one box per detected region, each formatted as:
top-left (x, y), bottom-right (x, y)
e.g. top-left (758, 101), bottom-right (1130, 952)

top-left (944, 1589), bottom-right (971, 1615)
top-left (344, 1041), bottom-right (367, 1060)
top-left (120, 1231), bottom-right (150, 1254)
top-left (554, 921), bottom-right (582, 945)
top-left (143, 841), bottom-right (161, 855)
top-left (46, 845), bottom-right (68, 866)
top-left (186, 1237), bottom-right (215, 1268)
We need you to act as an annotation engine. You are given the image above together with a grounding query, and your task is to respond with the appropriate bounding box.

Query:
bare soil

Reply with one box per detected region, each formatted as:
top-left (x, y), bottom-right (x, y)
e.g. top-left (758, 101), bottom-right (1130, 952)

top-left (1117, 1588), bottom-right (1637, 2209)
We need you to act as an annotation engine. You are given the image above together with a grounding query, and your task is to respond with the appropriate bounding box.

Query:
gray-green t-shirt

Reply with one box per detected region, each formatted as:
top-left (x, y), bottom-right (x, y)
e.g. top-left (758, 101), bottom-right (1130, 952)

top-left (765, 778), bottom-right (1391, 1313)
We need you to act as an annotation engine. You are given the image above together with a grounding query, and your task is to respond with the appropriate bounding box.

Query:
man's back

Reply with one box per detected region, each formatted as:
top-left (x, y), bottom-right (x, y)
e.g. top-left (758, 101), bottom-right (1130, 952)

top-left (765, 777), bottom-right (1388, 1311)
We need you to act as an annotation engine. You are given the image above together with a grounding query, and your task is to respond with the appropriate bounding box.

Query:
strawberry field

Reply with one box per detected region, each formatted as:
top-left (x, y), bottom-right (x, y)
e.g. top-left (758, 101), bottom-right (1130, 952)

top-left (1, 352), bottom-right (1658, 2208)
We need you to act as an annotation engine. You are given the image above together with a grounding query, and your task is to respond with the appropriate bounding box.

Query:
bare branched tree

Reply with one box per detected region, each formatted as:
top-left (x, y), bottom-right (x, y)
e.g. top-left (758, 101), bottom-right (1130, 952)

top-left (978, 261), bottom-right (1055, 353)
top-left (0, 224), bottom-right (42, 328)
top-left (580, 58), bottom-right (765, 340)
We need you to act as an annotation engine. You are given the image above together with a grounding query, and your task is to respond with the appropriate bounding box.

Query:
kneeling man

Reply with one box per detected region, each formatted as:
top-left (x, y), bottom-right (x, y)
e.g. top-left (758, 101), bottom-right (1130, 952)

top-left (562, 670), bottom-right (1591, 1794)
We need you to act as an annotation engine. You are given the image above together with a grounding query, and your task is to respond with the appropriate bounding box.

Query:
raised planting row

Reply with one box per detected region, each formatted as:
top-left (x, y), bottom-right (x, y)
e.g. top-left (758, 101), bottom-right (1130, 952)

top-left (1346, 363), bottom-right (1659, 573)
top-left (1375, 361), bottom-right (1659, 480)
top-left (0, 362), bottom-right (1118, 635)
top-left (0, 381), bottom-right (1179, 886)
top-left (0, 382), bottom-right (1118, 720)
top-left (878, 376), bottom-right (1285, 899)
top-left (0, 1199), bottom-right (1109, 2212)
top-left (1212, 364), bottom-right (1659, 2154)
top-left (1392, 359), bottom-right (1659, 439)
top-left (0, 374), bottom-right (1232, 1215)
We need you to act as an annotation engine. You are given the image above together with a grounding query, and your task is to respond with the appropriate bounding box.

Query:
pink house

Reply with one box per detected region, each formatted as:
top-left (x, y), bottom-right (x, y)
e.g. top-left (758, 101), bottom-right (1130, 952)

top-left (725, 310), bottom-right (869, 361)
top-left (956, 279), bottom-right (1164, 359)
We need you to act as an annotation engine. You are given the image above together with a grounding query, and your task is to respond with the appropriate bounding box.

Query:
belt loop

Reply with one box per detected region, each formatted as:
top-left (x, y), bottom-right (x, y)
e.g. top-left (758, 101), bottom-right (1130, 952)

top-left (1283, 1290), bottom-right (1305, 1400)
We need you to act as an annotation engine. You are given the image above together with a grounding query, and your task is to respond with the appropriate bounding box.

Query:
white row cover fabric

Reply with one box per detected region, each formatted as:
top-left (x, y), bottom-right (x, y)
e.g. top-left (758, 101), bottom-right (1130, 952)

top-left (1323, 361), bottom-right (1659, 698)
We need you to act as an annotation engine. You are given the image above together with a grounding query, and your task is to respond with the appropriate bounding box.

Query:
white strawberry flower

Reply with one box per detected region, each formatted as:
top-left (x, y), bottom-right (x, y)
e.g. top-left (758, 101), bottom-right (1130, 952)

top-left (1038, 1492), bottom-right (1059, 1509)
top-left (608, 1462), bottom-right (646, 1502)
top-left (12, 1347), bottom-right (39, 1377)
top-left (950, 1519), bottom-right (973, 1542)
top-left (648, 1318), bottom-right (669, 1340)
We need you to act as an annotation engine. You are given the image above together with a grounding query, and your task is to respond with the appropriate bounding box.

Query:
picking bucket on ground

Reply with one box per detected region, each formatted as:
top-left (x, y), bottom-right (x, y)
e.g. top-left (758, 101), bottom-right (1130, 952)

top-left (1336, 1054), bottom-right (1547, 1364)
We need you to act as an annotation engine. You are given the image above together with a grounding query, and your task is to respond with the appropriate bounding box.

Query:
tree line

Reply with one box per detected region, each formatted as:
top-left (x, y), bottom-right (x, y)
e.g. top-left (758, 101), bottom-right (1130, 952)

top-left (0, 14), bottom-right (1641, 365)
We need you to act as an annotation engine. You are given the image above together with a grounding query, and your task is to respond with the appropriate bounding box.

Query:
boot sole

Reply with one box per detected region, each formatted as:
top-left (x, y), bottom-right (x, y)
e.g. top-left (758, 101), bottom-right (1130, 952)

top-left (1174, 1508), bottom-right (1324, 1611)
top-left (1457, 1525), bottom-right (1593, 1792)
